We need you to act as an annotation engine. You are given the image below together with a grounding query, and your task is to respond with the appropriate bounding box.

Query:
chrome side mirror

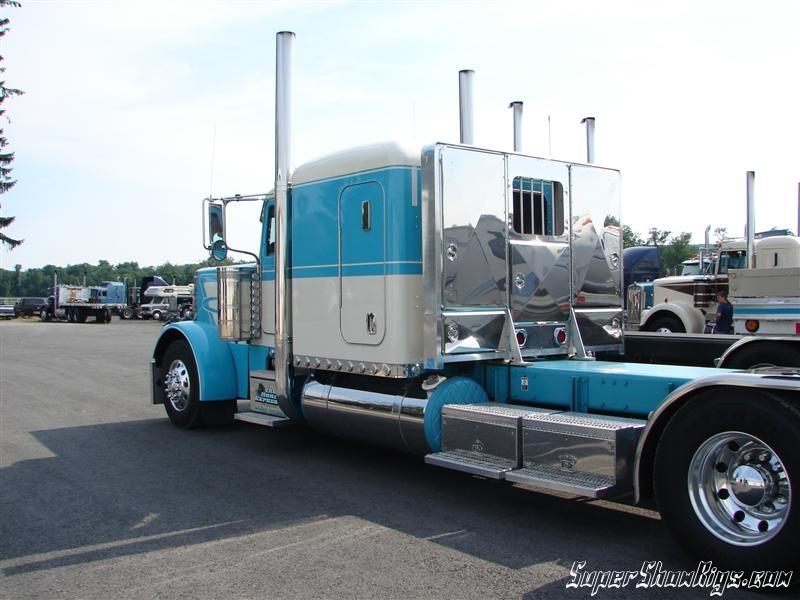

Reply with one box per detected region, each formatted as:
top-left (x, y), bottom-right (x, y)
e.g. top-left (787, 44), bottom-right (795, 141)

top-left (208, 202), bottom-right (224, 244)
top-left (211, 234), bottom-right (228, 262)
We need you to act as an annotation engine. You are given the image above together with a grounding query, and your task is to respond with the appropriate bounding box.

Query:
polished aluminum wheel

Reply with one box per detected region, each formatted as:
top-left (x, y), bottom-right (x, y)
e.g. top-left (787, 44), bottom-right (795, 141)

top-left (688, 431), bottom-right (791, 546)
top-left (164, 359), bottom-right (191, 412)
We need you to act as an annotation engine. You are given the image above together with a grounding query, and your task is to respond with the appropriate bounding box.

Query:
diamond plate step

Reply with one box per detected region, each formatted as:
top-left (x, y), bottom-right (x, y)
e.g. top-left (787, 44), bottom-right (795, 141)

top-left (505, 465), bottom-right (617, 498)
top-left (235, 411), bottom-right (293, 428)
top-left (425, 449), bottom-right (517, 479)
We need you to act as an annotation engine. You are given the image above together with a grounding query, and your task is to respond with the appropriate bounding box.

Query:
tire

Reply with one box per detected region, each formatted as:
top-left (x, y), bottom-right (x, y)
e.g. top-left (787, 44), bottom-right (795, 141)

top-left (721, 341), bottom-right (800, 370)
top-left (39, 309), bottom-right (48, 321)
top-left (161, 340), bottom-right (203, 428)
top-left (121, 307), bottom-right (134, 320)
top-left (67, 308), bottom-right (75, 323)
top-left (75, 309), bottom-right (87, 323)
top-left (152, 311), bottom-right (162, 321)
top-left (644, 314), bottom-right (686, 334)
top-left (654, 389), bottom-right (800, 572)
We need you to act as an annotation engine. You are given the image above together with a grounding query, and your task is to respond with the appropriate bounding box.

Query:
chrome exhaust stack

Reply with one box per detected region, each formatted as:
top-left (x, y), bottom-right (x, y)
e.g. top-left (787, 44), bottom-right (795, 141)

top-left (746, 171), bottom-right (755, 269)
top-left (459, 69), bottom-right (475, 144)
top-left (581, 116), bottom-right (595, 164)
top-left (509, 101), bottom-right (523, 152)
top-left (274, 31), bottom-right (301, 420)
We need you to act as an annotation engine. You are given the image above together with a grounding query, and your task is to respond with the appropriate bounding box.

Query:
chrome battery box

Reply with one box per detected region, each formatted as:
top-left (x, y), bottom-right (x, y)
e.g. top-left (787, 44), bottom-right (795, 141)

top-left (441, 403), bottom-right (556, 468)
top-left (518, 412), bottom-right (645, 491)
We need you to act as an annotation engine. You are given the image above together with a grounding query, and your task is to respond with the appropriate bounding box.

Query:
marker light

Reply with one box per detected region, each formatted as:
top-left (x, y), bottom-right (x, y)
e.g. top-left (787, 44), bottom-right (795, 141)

top-left (745, 320), bottom-right (759, 333)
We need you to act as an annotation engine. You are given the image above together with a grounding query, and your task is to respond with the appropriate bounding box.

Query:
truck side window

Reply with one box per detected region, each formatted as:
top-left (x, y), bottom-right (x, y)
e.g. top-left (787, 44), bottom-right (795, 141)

top-left (266, 205), bottom-right (276, 256)
top-left (511, 177), bottom-right (564, 237)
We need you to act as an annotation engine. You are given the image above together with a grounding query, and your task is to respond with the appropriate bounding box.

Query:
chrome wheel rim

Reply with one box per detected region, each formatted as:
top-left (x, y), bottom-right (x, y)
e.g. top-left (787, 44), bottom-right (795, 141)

top-left (688, 431), bottom-right (791, 546)
top-left (164, 359), bottom-right (191, 412)
top-left (655, 326), bottom-right (673, 333)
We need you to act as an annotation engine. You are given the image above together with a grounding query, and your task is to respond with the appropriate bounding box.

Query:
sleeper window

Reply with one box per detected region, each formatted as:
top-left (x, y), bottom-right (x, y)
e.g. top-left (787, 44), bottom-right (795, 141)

top-left (511, 177), bottom-right (564, 237)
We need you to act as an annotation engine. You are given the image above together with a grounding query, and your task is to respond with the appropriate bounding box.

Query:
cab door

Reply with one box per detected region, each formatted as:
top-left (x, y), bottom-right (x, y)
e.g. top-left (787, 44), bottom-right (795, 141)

top-left (339, 182), bottom-right (386, 345)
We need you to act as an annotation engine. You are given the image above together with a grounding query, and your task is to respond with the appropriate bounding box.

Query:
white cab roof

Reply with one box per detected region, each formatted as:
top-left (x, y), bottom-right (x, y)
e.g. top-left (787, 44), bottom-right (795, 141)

top-left (293, 142), bottom-right (420, 186)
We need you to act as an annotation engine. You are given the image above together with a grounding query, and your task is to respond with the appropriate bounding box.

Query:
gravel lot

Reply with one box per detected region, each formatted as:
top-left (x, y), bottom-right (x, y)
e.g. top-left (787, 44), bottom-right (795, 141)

top-left (0, 319), bottom-right (779, 599)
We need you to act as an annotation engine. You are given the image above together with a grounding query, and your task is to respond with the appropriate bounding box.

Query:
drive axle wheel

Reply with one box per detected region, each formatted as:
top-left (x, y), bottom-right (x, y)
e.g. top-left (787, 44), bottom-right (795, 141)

top-left (161, 340), bottom-right (203, 428)
top-left (654, 389), bottom-right (800, 571)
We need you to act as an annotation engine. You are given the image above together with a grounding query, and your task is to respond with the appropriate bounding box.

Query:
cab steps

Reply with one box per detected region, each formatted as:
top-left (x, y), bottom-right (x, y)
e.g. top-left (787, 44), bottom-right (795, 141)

top-left (235, 411), bottom-right (293, 428)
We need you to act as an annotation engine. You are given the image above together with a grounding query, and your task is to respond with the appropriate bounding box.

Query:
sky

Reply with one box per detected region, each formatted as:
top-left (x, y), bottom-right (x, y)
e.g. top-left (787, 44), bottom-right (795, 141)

top-left (1, 0), bottom-right (799, 270)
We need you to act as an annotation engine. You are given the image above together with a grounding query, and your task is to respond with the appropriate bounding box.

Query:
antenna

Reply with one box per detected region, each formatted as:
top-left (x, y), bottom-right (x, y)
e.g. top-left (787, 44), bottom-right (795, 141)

top-left (208, 126), bottom-right (217, 198)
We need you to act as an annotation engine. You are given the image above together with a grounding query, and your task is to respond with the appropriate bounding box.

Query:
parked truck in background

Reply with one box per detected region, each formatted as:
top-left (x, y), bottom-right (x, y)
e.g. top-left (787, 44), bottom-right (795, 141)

top-left (140, 285), bottom-right (193, 320)
top-left (149, 32), bottom-right (799, 572)
top-left (729, 235), bottom-right (800, 337)
top-left (41, 280), bottom-right (126, 323)
top-left (119, 275), bottom-right (171, 319)
top-left (621, 245), bottom-right (661, 295)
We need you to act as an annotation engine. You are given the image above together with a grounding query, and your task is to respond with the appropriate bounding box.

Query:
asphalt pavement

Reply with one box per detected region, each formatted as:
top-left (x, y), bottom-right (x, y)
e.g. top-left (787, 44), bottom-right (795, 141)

top-left (0, 319), bottom-right (780, 599)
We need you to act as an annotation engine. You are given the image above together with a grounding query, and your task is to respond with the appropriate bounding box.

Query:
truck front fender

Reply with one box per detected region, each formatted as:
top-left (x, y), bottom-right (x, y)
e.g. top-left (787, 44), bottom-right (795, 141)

top-left (641, 302), bottom-right (705, 333)
top-left (634, 370), bottom-right (800, 504)
top-left (152, 321), bottom-right (238, 403)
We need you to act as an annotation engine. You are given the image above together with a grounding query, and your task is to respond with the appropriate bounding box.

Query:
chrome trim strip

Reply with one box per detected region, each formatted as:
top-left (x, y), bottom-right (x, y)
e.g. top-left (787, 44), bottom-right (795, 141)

top-left (292, 355), bottom-right (421, 379)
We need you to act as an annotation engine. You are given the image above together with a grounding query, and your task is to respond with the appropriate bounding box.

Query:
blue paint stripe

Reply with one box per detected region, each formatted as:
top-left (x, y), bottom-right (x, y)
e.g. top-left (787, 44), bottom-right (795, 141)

top-left (387, 262), bottom-right (422, 275)
top-left (736, 308), bottom-right (799, 315)
top-left (342, 264), bottom-right (383, 277)
top-left (260, 262), bottom-right (422, 281)
top-left (292, 266), bottom-right (339, 279)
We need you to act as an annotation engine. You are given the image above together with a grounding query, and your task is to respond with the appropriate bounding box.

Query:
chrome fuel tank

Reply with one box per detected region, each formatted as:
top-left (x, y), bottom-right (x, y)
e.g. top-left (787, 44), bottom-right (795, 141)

top-left (302, 380), bottom-right (429, 455)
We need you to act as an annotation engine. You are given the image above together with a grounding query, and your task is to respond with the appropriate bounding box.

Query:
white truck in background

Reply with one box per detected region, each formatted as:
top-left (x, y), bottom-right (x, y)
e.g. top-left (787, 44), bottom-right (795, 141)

top-left (140, 285), bottom-right (194, 320)
top-left (628, 238), bottom-right (747, 334)
top-left (728, 235), bottom-right (800, 337)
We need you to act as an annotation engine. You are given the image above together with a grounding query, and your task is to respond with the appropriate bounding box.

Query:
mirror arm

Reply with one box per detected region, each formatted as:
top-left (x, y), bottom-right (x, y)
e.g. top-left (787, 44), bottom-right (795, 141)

top-left (204, 193), bottom-right (269, 267)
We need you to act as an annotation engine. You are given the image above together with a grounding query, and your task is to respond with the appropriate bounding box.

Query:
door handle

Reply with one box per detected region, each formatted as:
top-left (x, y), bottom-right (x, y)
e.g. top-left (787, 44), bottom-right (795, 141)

top-left (366, 312), bottom-right (376, 334)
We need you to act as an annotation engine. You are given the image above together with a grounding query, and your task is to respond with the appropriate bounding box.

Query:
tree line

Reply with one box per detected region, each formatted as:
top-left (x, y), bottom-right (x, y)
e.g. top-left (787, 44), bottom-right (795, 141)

top-left (606, 216), bottom-right (698, 276)
top-left (0, 259), bottom-right (226, 298)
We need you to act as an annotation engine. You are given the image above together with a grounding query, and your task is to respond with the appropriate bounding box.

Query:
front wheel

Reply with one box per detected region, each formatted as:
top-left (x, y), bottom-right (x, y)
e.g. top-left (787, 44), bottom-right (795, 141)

top-left (152, 310), bottom-right (162, 321)
top-left (39, 309), bottom-right (49, 321)
top-left (644, 314), bottom-right (686, 333)
top-left (654, 389), bottom-right (800, 571)
top-left (161, 340), bottom-right (203, 428)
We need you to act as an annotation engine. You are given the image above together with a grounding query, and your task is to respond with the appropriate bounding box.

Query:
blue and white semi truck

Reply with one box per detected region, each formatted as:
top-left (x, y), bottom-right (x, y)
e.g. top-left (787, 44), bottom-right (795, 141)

top-left (151, 32), bottom-right (799, 571)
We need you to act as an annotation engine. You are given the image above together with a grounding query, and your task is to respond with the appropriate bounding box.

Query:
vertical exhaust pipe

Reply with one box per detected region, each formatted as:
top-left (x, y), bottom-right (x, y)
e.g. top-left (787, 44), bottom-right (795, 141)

top-left (581, 117), bottom-right (595, 164)
top-left (509, 101), bottom-right (523, 152)
top-left (459, 70), bottom-right (475, 144)
top-left (746, 171), bottom-right (755, 269)
top-left (274, 31), bottom-right (301, 420)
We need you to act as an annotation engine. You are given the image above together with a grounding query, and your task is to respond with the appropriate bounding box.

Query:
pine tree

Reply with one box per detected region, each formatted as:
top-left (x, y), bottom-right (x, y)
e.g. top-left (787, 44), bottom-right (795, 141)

top-left (0, 0), bottom-right (23, 249)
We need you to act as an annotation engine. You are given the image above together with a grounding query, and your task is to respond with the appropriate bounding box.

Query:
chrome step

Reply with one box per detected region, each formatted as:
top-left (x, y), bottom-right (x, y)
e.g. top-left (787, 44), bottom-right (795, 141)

top-left (425, 449), bottom-right (517, 479)
top-left (235, 410), bottom-right (293, 428)
top-left (516, 411), bottom-right (646, 498)
top-left (505, 465), bottom-right (617, 498)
